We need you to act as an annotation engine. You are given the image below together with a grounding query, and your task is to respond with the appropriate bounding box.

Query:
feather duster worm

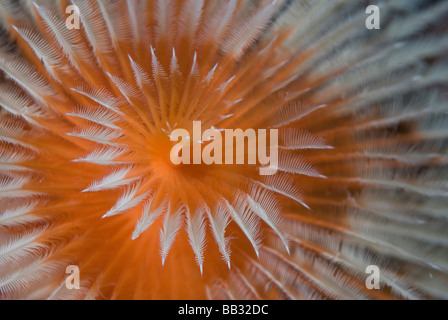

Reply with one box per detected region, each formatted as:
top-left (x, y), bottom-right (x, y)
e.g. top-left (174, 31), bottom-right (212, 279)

top-left (0, 0), bottom-right (448, 300)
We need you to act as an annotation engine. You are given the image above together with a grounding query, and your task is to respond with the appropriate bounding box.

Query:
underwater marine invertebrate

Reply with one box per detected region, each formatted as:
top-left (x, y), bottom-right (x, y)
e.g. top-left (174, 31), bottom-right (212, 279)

top-left (0, 0), bottom-right (447, 299)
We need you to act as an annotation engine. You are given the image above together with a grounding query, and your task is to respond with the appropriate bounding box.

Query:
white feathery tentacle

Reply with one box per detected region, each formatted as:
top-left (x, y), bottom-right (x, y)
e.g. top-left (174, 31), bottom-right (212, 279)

top-left (243, 187), bottom-right (290, 254)
top-left (66, 125), bottom-right (123, 147)
top-left (70, 86), bottom-right (124, 115)
top-left (0, 149), bottom-right (35, 173)
top-left (103, 181), bottom-right (148, 218)
top-left (32, 3), bottom-right (92, 73)
top-left (83, 166), bottom-right (139, 192)
top-left (186, 206), bottom-right (207, 274)
top-left (206, 203), bottom-right (231, 269)
top-left (132, 198), bottom-right (166, 240)
top-left (73, 146), bottom-right (127, 165)
top-left (277, 151), bottom-right (326, 178)
top-left (67, 106), bottom-right (122, 130)
top-left (279, 129), bottom-right (333, 150)
top-left (0, 201), bottom-right (39, 228)
top-left (0, 176), bottom-right (42, 199)
top-left (223, 197), bottom-right (262, 258)
top-left (159, 203), bottom-right (184, 266)
top-left (222, 0), bottom-right (277, 59)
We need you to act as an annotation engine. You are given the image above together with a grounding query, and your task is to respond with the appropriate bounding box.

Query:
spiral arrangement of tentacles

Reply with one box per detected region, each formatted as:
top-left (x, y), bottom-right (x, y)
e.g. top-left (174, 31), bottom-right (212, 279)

top-left (0, 0), bottom-right (448, 299)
